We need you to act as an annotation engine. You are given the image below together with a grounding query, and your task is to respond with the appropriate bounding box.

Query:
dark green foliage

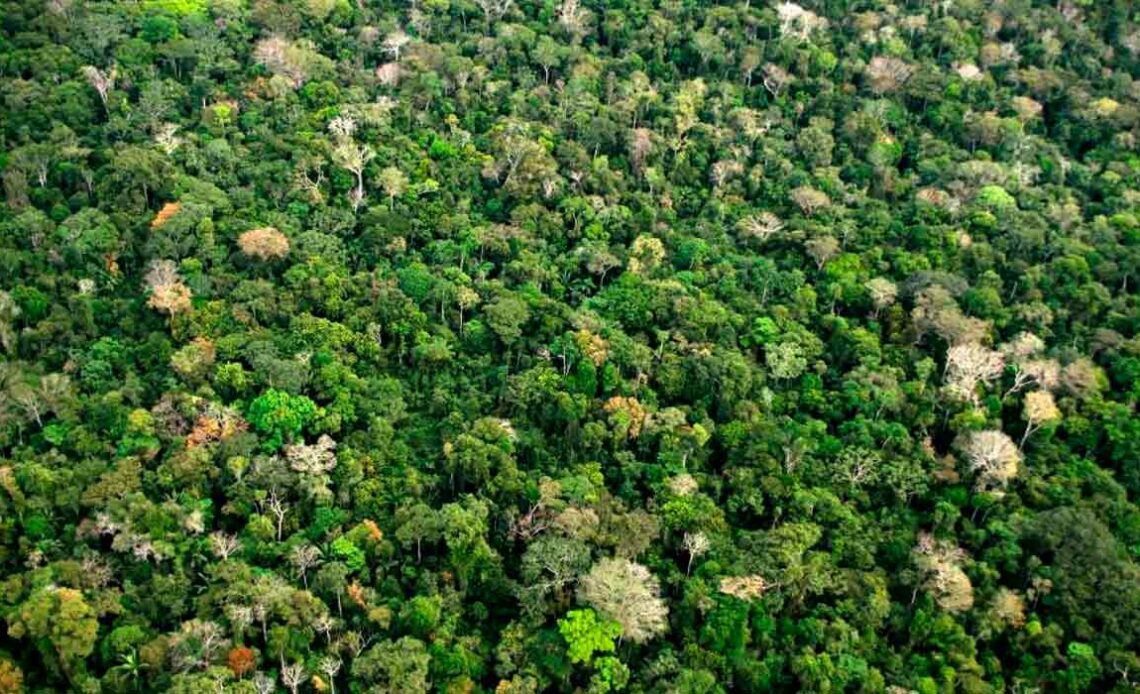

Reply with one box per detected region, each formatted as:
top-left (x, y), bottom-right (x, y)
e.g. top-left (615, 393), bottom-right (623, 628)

top-left (1, 0), bottom-right (1140, 691)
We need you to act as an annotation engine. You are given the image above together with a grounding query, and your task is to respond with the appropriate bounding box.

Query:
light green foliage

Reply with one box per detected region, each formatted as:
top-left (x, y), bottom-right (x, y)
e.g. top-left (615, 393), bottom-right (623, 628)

top-left (247, 388), bottom-right (319, 450)
top-left (144, 0), bottom-right (207, 15)
top-left (330, 535), bottom-right (367, 573)
top-left (976, 185), bottom-right (1017, 210)
top-left (559, 609), bottom-right (622, 664)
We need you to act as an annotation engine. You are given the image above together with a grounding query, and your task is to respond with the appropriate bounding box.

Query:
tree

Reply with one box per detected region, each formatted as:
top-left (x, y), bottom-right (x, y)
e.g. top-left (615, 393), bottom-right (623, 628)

top-left (0, 291), bottom-right (21, 354)
top-left (518, 535), bottom-right (591, 615)
top-left (559, 609), bottom-right (621, 664)
top-left (719, 575), bottom-right (770, 602)
top-left (475, 0), bottom-right (513, 26)
top-left (382, 31), bottom-right (411, 61)
top-left (0, 660), bottom-right (23, 693)
top-left (790, 187), bottom-right (830, 216)
top-left (377, 166), bottom-right (407, 210)
top-left (682, 531), bottom-right (709, 577)
top-left (209, 532), bottom-right (241, 560)
top-left (737, 213), bottom-right (784, 244)
top-left (763, 63), bottom-right (793, 98)
top-left (957, 430), bottom-right (1021, 492)
top-left (290, 544), bottom-right (323, 588)
top-left (944, 343), bottom-right (1005, 407)
top-left (394, 503), bottom-right (441, 564)
top-left (913, 534), bottom-right (974, 613)
top-left (281, 662), bottom-right (306, 694)
top-left (485, 296), bottom-right (530, 349)
top-left (351, 637), bottom-right (431, 692)
top-left (145, 260), bottom-right (193, 317)
top-left (557, 0), bottom-right (590, 40)
top-left (805, 236), bottom-right (840, 270)
top-left (1003, 334), bottom-right (1060, 395)
top-left (247, 389), bottom-right (319, 450)
top-left (533, 36), bottom-right (561, 83)
top-left (285, 434), bottom-right (337, 476)
top-left (238, 227), bottom-right (290, 261)
top-left (578, 558), bottom-right (668, 644)
top-left (1063, 642), bottom-right (1103, 692)
top-left (1021, 390), bottom-right (1061, 447)
top-left (226, 647), bottom-right (256, 678)
top-left (80, 65), bottom-right (116, 108)
top-left (766, 342), bottom-right (808, 381)
top-left (0, 1), bottom-right (1139, 690)
top-left (865, 56), bottom-right (915, 94)
top-left (8, 587), bottom-right (98, 680)
top-left (777, 2), bottom-right (826, 40)
top-left (865, 278), bottom-right (897, 317)
top-left (913, 286), bottom-right (990, 346)
top-left (318, 656), bottom-right (342, 694)
top-left (254, 37), bottom-right (331, 88)
top-left (329, 118), bottom-right (375, 211)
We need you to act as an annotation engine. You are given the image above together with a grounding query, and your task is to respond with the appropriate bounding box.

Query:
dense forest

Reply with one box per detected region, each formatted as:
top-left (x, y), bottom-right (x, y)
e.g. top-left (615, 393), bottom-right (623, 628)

top-left (1, 0), bottom-right (1140, 690)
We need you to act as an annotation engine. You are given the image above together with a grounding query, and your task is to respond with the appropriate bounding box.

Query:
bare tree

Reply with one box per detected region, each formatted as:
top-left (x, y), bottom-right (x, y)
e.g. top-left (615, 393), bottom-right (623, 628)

top-left (375, 62), bottom-right (401, 87)
top-left (557, 0), bottom-right (589, 40)
top-left (285, 435), bottom-right (337, 476)
top-left (254, 37), bottom-right (316, 88)
top-left (336, 630), bottom-right (371, 659)
top-left (328, 115), bottom-right (357, 142)
top-left (226, 604), bottom-right (253, 641)
top-left (1001, 332), bottom-right (1060, 395)
top-left (628, 128), bottom-right (653, 174)
top-left (290, 544), bottom-right (323, 588)
top-left (475, 0), bottom-right (514, 26)
top-left (81, 65), bottom-right (116, 108)
top-left (912, 286), bottom-right (990, 346)
top-left (944, 342), bottom-right (1005, 407)
top-left (805, 236), bottom-right (840, 270)
top-left (331, 140), bottom-right (375, 209)
top-left (957, 430), bottom-right (1021, 492)
top-left (382, 30), bottom-right (411, 61)
top-left (762, 63), bottom-right (793, 99)
top-left (170, 620), bottom-right (229, 672)
top-left (776, 2), bottom-right (827, 40)
top-left (281, 662), bottom-right (306, 694)
top-left (682, 532), bottom-right (709, 577)
top-left (0, 290), bottom-right (21, 353)
top-left (866, 56), bottom-right (916, 94)
top-left (579, 558), bottom-right (668, 644)
top-left (253, 673), bottom-right (275, 694)
top-left (1005, 358), bottom-right (1060, 396)
top-left (144, 260), bottom-right (193, 318)
top-left (319, 656), bottom-right (342, 694)
top-left (154, 123), bottom-right (184, 155)
top-left (265, 490), bottom-right (289, 542)
top-left (719, 574), bottom-right (770, 601)
top-left (737, 212), bottom-right (784, 244)
top-left (865, 277), bottom-right (898, 317)
top-left (313, 612), bottom-right (337, 645)
top-left (790, 186), bottom-right (830, 216)
top-left (209, 532), bottom-right (242, 560)
top-left (913, 533), bottom-right (974, 613)
top-left (1021, 390), bottom-right (1061, 447)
